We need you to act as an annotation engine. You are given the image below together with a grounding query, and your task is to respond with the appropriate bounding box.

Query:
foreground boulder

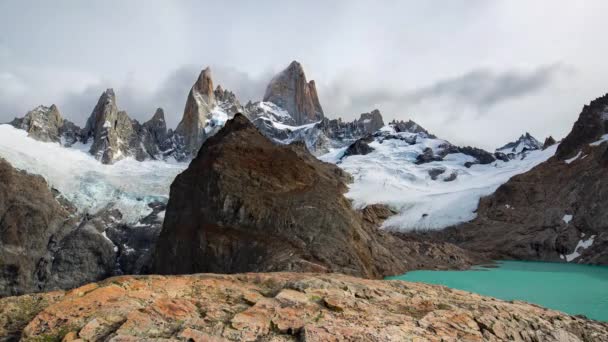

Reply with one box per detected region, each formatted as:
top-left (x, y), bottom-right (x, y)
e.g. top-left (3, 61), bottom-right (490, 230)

top-left (152, 114), bottom-right (474, 277)
top-left (3, 273), bottom-right (607, 341)
top-left (439, 93), bottom-right (608, 264)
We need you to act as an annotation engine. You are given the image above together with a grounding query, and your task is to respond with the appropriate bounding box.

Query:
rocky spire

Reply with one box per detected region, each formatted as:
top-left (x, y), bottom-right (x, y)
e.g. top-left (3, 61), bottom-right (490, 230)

top-left (174, 67), bottom-right (217, 158)
top-left (263, 61), bottom-right (324, 125)
top-left (357, 109), bottom-right (384, 134)
top-left (82, 89), bottom-right (139, 164)
top-left (141, 108), bottom-right (168, 155)
top-left (556, 93), bottom-right (608, 160)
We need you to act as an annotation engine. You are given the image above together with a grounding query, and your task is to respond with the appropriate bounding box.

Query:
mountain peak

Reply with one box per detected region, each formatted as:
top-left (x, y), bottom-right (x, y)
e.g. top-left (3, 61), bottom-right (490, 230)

top-left (496, 132), bottom-right (541, 153)
top-left (556, 93), bottom-right (608, 160)
top-left (263, 61), bottom-right (324, 125)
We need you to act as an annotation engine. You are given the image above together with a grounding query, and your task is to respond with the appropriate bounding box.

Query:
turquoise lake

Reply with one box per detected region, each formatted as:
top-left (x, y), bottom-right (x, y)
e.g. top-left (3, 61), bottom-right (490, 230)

top-left (387, 261), bottom-right (608, 321)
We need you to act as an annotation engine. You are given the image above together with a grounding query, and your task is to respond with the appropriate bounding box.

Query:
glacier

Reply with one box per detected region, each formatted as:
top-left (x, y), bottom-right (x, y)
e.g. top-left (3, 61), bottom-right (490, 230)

top-left (320, 126), bottom-right (558, 231)
top-left (0, 124), bottom-right (187, 223)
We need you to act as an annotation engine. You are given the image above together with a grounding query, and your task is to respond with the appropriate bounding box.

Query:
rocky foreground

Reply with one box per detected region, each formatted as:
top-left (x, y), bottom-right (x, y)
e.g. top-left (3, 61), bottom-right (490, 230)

top-left (2, 273), bottom-right (607, 342)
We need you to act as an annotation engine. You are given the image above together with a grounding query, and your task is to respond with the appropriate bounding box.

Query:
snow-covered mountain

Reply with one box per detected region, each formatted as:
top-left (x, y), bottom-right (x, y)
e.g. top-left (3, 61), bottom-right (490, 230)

top-left (496, 132), bottom-right (542, 157)
top-left (1, 60), bottom-right (555, 232)
top-left (320, 124), bottom-right (556, 230)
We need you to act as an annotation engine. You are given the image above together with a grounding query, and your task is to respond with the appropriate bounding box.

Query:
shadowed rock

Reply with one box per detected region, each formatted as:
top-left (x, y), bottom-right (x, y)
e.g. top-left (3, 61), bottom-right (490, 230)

top-left (152, 114), bottom-right (475, 277)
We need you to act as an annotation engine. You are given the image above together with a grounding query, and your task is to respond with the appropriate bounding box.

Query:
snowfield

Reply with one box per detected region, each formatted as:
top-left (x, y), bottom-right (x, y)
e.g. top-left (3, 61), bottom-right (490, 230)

top-left (321, 127), bottom-right (558, 231)
top-left (0, 124), bottom-right (187, 223)
top-left (0, 121), bottom-right (557, 231)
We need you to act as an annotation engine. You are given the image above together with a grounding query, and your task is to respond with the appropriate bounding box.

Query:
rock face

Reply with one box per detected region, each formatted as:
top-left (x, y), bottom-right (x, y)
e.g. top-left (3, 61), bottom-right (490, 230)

top-left (440, 94), bottom-right (608, 264)
top-left (543, 136), bottom-right (557, 150)
top-left (82, 89), bottom-right (169, 164)
top-left (0, 158), bottom-right (77, 296)
top-left (3, 273), bottom-right (607, 341)
top-left (153, 114), bottom-right (394, 277)
top-left (556, 93), bottom-right (608, 160)
top-left (139, 108), bottom-right (169, 157)
top-left (152, 114), bottom-right (475, 277)
top-left (391, 119), bottom-right (434, 136)
top-left (9, 105), bottom-right (82, 146)
top-left (263, 61), bottom-right (324, 125)
top-left (342, 135), bottom-right (374, 158)
top-left (0, 157), bottom-right (167, 296)
top-left (173, 67), bottom-right (217, 159)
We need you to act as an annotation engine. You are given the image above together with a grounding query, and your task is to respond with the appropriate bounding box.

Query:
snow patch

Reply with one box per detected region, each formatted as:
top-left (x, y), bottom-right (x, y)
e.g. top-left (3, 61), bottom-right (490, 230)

top-left (565, 151), bottom-right (582, 164)
top-left (565, 235), bottom-right (596, 262)
top-left (563, 214), bottom-right (573, 224)
top-left (590, 134), bottom-right (608, 146)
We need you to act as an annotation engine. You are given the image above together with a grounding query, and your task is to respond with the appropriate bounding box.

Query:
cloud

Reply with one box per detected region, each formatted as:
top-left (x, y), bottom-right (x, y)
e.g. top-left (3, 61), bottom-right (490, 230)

top-left (0, 64), bottom-right (274, 128)
top-left (321, 63), bottom-right (571, 121)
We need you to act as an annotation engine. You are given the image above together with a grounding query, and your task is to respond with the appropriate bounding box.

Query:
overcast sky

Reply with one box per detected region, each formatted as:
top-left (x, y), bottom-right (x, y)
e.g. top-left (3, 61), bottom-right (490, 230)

top-left (1, 1), bottom-right (607, 149)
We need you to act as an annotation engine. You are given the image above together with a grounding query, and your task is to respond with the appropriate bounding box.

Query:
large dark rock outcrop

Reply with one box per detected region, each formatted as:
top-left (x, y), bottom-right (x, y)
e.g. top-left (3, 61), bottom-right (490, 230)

top-left (263, 61), bottom-right (324, 125)
top-left (439, 94), bottom-right (608, 264)
top-left (0, 157), bottom-right (166, 296)
top-left (0, 158), bottom-right (78, 296)
top-left (152, 114), bottom-right (475, 277)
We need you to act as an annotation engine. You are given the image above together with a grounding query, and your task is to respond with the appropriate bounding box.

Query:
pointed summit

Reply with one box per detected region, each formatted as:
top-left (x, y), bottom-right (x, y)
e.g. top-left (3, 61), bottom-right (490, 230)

top-left (174, 67), bottom-right (218, 158)
top-left (496, 132), bottom-right (541, 154)
top-left (193, 67), bottom-right (215, 105)
top-left (556, 93), bottom-right (608, 160)
top-left (82, 89), bottom-right (142, 164)
top-left (263, 60), bottom-right (324, 125)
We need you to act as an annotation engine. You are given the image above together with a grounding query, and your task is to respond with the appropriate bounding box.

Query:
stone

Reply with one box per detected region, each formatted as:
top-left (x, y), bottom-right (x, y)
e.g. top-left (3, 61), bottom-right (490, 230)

top-left (263, 61), bottom-right (324, 125)
top-left (9, 105), bottom-right (83, 146)
top-left (543, 135), bottom-right (557, 150)
top-left (3, 273), bottom-right (606, 341)
top-left (151, 114), bottom-right (473, 278)
top-left (0, 158), bottom-right (77, 296)
top-left (342, 135), bottom-right (374, 157)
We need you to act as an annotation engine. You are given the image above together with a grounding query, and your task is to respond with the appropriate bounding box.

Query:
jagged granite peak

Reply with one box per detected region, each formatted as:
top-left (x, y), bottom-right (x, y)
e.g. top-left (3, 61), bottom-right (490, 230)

top-left (82, 89), bottom-right (167, 163)
top-left (214, 83), bottom-right (243, 116)
top-left (152, 114), bottom-right (469, 277)
top-left (497, 132), bottom-right (542, 154)
top-left (174, 67), bottom-right (218, 159)
top-left (263, 60), bottom-right (324, 125)
top-left (390, 119), bottom-right (434, 137)
top-left (357, 109), bottom-right (384, 134)
top-left (556, 93), bottom-right (608, 160)
top-left (543, 135), bottom-right (557, 150)
top-left (9, 104), bottom-right (83, 146)
top-left (139, 107), bottom-right (169, 157)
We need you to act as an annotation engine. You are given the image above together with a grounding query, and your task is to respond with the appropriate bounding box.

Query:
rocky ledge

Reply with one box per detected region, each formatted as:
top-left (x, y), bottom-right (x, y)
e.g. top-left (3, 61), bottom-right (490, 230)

top-left (2, 273), bottom-right (607, 342)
